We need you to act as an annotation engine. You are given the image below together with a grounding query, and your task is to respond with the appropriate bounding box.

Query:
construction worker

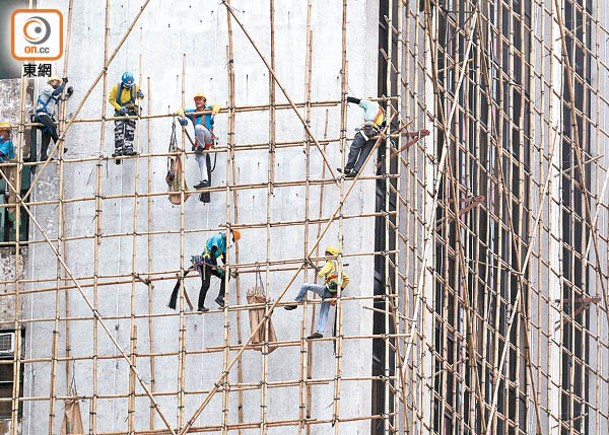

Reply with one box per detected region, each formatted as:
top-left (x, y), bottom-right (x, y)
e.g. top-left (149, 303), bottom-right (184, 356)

top-left (30, 75), bottom-right (73, 162)
top-left (177, 93), bottom-right (221, 189)
top-left (0, 122), bottom-right (14, 162)
top-left (285, 246), bottom-right (350, 339)
top-left (108, 72), bottom-right (144, 157)
top-left (0, 122), bottom-right (17, 218)
top-left (196, 229), bottom-right (241, 311)
top-left (338, 96), bottom-right (386, 178)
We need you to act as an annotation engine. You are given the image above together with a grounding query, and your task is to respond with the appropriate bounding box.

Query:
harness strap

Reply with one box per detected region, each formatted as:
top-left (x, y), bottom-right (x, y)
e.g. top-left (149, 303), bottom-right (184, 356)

top-left (116, 83), bottom-right (136, 108)
top-left (36, 93), bottom-right (57, 114)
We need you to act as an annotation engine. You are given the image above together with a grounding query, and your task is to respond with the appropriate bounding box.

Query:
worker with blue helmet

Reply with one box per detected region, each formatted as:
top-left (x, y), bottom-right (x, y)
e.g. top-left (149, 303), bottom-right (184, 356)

top-left (108, 71), bottom-right (144, 158)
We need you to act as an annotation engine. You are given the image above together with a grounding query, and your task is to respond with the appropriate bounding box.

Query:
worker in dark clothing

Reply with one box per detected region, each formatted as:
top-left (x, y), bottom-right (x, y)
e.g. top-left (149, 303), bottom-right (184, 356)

top-left (195, 229), bottom-right (241, 311)
top-left (338, 96), bottom-right (386, 178)
top-left (30, 75), bottom-right (73, 161)
top-left (108, 72), bottom-right (144, 157)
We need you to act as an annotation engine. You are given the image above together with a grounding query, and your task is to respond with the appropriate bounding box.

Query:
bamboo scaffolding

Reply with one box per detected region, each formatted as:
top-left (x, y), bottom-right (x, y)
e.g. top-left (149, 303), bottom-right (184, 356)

top-left (2, 1), bottom-right (609, 434)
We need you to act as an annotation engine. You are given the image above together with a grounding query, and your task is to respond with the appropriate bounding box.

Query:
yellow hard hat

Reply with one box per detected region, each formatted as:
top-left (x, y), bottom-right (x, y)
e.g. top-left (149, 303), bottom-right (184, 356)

top-left (193, 93), bottom-right (206, 101)
top-left (325, 246), bottom-right (339, 256)
top-left (0, 122), bottom-right (11, 131)
top-left (47, 75), bottom-right (61, 84)
top-left (231, 229), bottom-right (241, 241)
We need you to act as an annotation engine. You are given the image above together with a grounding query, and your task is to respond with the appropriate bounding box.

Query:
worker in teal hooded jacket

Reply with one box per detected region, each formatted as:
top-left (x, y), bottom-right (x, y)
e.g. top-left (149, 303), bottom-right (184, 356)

top-left (192, 229), bottom-right (241, 311)
top-left (338, 96), bottom-right (386, 178)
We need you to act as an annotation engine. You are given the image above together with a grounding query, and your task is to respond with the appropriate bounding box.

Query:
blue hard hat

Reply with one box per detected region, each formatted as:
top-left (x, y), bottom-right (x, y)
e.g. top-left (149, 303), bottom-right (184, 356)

top-left (121, 71), bottom-right (135, 87)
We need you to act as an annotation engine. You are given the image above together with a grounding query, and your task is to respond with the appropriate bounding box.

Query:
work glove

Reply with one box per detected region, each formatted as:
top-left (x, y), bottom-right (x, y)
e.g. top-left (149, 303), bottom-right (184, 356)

top-left (346, 96), bottom-right (361, 105)
top-left (211, 103), bottom-right (221, 116)
top-left (179, 117), bottom-right (188, 127)
top-left (62, 77), bottom-right (69, 84)
top-left (176, 108), bottom-right (185, 117)
top-left (137, 90), bottom-right (144, 99)
top-left (66, 86), bottom-right (74, 97)
top-left (119, 107), bottom-right (129, 115)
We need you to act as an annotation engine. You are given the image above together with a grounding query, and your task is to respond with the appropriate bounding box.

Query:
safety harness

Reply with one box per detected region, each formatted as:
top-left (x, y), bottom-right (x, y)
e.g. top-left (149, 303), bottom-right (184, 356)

top-left (36, 93), bottom-right (59, 115)
top-left (325, 260), bottom-right (347, 293)
top-left (35, 92), bottom-right (61, 134)
top-left (359, 106), bottom-right (386, 141)
top-left (115, 84), bottom-right (138, 115)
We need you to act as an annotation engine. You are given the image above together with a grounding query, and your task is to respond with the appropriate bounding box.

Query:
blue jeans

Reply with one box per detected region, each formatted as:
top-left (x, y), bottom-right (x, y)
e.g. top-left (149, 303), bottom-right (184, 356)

top-left (296, 283), bottom-right (334, 334)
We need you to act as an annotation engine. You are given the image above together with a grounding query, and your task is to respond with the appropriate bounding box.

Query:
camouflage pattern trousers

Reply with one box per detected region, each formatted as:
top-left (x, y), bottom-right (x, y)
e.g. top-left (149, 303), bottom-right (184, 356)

top-left (114, 118), bottom-right (136, 153)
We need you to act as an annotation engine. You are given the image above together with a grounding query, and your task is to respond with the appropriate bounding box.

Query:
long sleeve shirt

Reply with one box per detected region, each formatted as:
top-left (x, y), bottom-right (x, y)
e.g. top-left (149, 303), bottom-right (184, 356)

top-left (358, 99), bottom-right (386, 126)
top-left (318, 260), bottom-right (350, 290)
top-left (0, 138), bottom-right (14, 162)
top-left (108, 83), bottom-right (142, 112)
top-left (36, 83), bottom-right (66, 116)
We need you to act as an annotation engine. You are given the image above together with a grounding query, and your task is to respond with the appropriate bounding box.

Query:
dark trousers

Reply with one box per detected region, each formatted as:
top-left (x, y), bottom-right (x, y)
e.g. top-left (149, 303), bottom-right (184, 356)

top-left (32, 112), bottom-right (58, 161)
top-left (114, 118), bottom-right (136, 152)
top-left (198, 263), bottom-right (226, 309)
top-left (346, 131), bottom-right (376, 172)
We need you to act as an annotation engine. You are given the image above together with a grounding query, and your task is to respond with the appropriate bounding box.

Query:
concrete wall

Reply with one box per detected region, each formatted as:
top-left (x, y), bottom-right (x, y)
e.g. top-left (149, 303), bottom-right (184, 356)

top-left (13, 1), bottom-right (380, 433)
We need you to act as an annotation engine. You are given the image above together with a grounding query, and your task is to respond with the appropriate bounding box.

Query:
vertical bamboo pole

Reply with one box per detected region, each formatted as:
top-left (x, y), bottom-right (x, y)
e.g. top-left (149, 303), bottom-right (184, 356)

top-left (382, 1), bottom-right (394, 431)
top-left (260, 0), bottom-right (276, 433)
top-left (176, 54), bottom-right (187, 432)
top-left (332, 0), bottom-right (349, 431)
top-left (127, 53), bottom-right (144, 434)
top-left (10, 0), bottom-right (34, 430)
top-left (222, 1), bottom-right (238, 431)
top-left (145, 76), bottom-right (157, 430)
top-left (89, 1), bottom-right (112, 431)
top-left (300, 1), bottom-right (314, 432)
top-left (128, 325), bottom-right (138, 433)
top-left (59, 0), bottom-right (75, 394)
top-left (391, 1), bottom-right (407, 431)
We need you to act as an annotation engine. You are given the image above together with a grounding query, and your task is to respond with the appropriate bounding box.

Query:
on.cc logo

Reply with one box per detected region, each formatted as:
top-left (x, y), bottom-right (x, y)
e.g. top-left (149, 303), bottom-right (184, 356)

top-left (11, 9), bottom-right (63, 61)
top-left (23, 16), bottom-right (52, 45)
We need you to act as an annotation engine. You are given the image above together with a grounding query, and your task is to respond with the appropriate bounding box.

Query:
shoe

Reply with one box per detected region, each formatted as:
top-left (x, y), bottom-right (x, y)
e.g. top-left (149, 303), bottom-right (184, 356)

top-left (40, 155), bottom-right (48, 161)
top-left (215, 296), bottom-right (225, 308)
top-left (337, 167), bottom-right (352, 174)
top-left (284, 304), bottom-right (298, 310)
top-left (194, 180), bottom-right (209, 189)
top-left (307, 332), bottom-right (323, 339)
top-left (197, 306), bottom-right (209, 312)
top-left (124, 148), bottom-right (138, 156)
top-left (112, 149), bottom-right (124, 158)
top-left (345, 169), bottom-right (358, 178)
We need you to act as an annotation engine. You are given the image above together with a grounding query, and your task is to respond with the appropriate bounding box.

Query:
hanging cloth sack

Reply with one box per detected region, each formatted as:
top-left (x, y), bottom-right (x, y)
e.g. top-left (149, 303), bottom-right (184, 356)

top-left (166, 119), bottom-right (191, 205)
top-left (247, 267), bottom-right (279, 354)
top-left (60, 398), bottom-right (84, 434)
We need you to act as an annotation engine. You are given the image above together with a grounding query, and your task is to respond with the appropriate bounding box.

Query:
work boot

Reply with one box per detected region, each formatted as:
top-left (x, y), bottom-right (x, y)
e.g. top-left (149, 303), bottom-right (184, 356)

top-left (284, 304), bottom-right (298, 310)
top-left (124, 147), bottom-right (138, 156)
top-left (307, 332), bottom-right (323, 339)
top-left (345, 169), bottom-right (358, 178)
top-left (197, 306), bottom-right (209, 313)
top-left (112, 148), bottom-right (124, 158)
top-left (215, 296), bottom-right (225, 308)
